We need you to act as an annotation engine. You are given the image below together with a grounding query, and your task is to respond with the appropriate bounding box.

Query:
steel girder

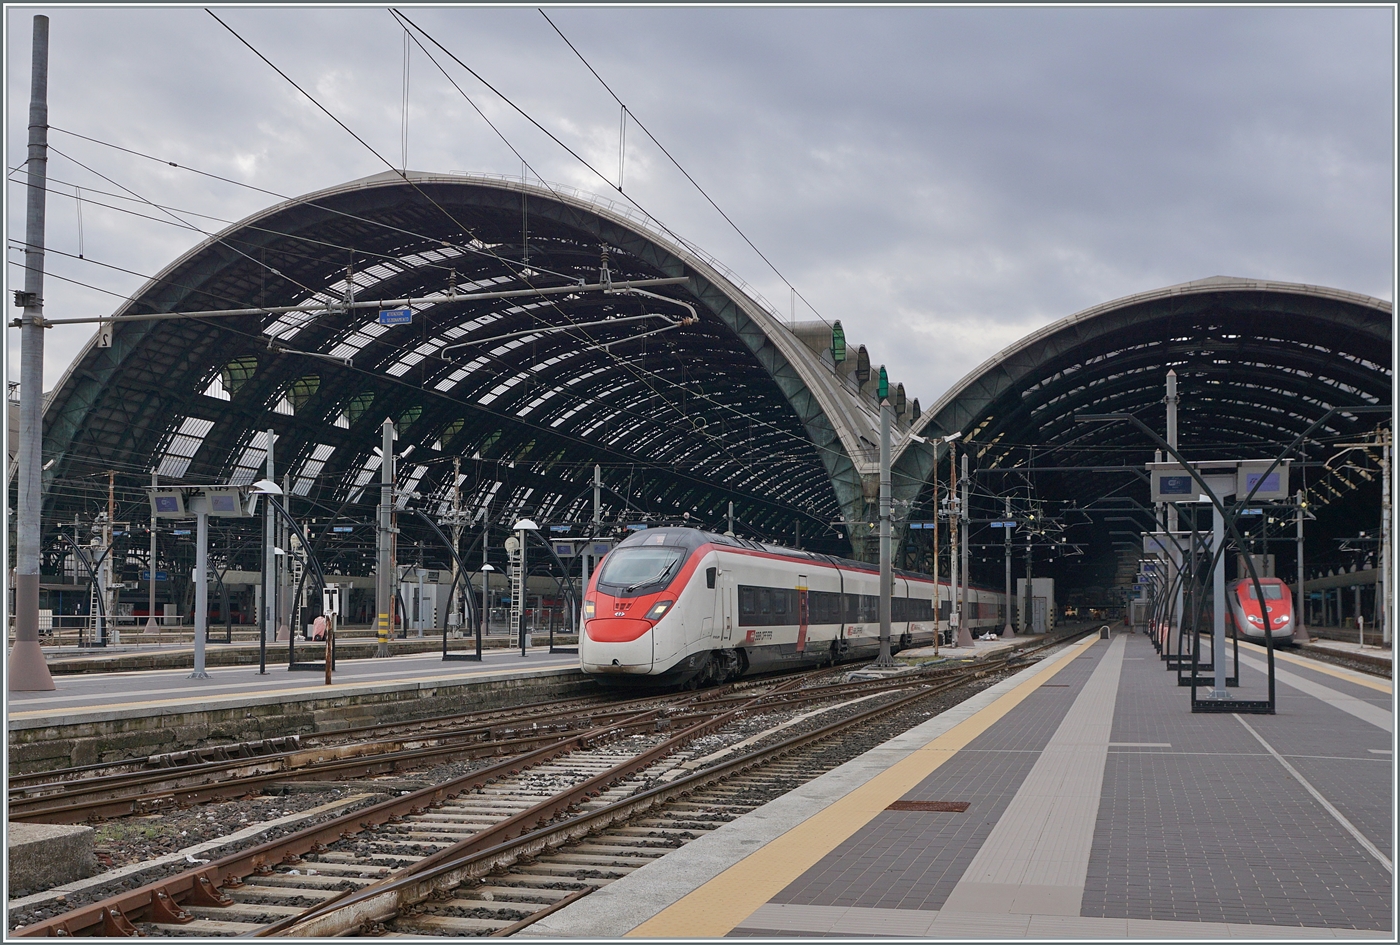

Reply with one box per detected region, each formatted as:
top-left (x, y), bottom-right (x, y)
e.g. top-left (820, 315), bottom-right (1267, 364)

top-left (39, 173), bottom-right (888, 577)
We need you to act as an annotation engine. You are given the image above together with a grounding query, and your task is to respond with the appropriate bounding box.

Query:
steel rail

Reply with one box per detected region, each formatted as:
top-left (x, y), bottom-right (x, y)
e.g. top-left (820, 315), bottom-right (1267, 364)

top-left (16, 633), bottom-right (1080, 936)
top-left (12, 708), bottom-right (665, 938)
top-left (9, 672), bottom-right (837, 822)
top-left (265, 655), bottom-right (1042, 937)
top-left (10, 667), bottom-right (820, 788)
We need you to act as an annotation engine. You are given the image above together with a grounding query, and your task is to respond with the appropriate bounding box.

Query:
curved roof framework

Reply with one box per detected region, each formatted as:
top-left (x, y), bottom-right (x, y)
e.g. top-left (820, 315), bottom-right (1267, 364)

top-left (41, 173), bottom-right (903, 577)
top-left (897, 277), bottom-right (1392, 594)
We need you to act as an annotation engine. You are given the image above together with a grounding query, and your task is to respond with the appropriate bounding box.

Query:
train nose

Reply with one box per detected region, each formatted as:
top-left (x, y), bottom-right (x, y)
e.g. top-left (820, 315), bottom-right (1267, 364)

top-left (582, 619), bottom-right (654, 674)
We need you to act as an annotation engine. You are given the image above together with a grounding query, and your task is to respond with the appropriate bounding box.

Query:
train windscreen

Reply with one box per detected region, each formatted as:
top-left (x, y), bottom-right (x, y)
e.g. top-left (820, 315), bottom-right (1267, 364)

top-left (1245, 584), bottom-right (1284, 600)
top-left (596, 547), bottom-right (686, 594)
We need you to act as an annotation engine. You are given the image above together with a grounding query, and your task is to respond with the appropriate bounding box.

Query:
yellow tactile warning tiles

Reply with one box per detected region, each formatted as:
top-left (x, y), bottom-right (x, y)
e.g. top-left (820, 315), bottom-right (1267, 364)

top-left (1236, 639), bottom-right (1391, 694)
top-left (627, 634), bottom-right (1103, 938)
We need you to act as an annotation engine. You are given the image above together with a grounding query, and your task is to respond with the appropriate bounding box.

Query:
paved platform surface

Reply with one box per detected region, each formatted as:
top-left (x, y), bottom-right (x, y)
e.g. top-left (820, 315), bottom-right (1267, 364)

top-left (528, 631), bottom-right (1393, 940)
top-left (6, 646), bottom-right (582, 727)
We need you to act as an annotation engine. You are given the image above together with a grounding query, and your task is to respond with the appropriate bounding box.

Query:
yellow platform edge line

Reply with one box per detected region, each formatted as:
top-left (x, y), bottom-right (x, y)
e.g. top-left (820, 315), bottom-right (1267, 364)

top-left (1237, 640), bottom-right (1392, 694)
top-left (6, 662), bottom-right (568, 719)
top-left (628, 634), bottom-right (1102, 938)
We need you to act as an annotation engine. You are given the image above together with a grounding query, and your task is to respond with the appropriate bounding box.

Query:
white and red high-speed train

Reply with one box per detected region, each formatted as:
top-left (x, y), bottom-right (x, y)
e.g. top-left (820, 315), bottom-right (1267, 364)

top-left (580, 527), bottom-right (1006, 687)
top-left (1226, 576), bottom-right (1295, 642)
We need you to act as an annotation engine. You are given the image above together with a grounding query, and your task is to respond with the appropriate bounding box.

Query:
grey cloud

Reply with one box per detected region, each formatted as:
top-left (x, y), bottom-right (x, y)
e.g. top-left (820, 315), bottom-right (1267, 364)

top-left (6, 6), bottom-right (1392, 406)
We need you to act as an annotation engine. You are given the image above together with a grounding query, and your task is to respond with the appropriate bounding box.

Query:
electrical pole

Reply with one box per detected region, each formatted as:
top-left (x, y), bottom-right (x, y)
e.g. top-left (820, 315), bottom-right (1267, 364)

top-left (1025, 526), bottom-right (1033, 635)
top-left (146, 472), bottom-right (158, 632)
top-left (874, 397), bottom-right (897, 667)
top-left (1165, 370), bottom-right (1183, 640)
top-left (1381, 429), bottom-right (1391, 646)
top-left (1003, 495), bottom-right (1014, 637)
top-left (949, 437), bottom-right (960, 645)
top-left (446, 456), bottom-right (464, 635)
top-left (260, 429), bottom-right (274, 673)
top-left (481, 506), bottom-right (491, 640)
top-left (103, 470), bottom-right (115, 645)
top-left (191, 503), bottom-right (210, 678)
top-left (1295, 490), bottom-right (1309, 643)
top-left (960, 452), bottom-right (971, 645)
top-left (376, 419), bottom-right (395, 657)
top-left (9, 14), bottom-right (55, 691)
top-left (932, 449), bottom-right (941, 646)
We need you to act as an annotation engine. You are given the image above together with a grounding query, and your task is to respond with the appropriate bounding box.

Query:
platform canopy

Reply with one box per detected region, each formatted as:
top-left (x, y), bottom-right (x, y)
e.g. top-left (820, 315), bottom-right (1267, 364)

top-left (897, 277), bottom-right (1393, 591)
top-left (40, 172), bottom-right (916, 573)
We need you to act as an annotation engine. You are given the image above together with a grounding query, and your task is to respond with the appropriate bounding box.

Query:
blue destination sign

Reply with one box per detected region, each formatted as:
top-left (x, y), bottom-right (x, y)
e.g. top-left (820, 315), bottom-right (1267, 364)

top-left (1237, 508), bottom-right (1263, 516)
top-left (625, 523), bottom-right (648, 531)
top-left (906, 522), bottom-right (933, 529)
top-left (1158, 475), bottom-right (1194, 496)
top-left (990, 521), bottom-right (1017, 528)
top-left (172, 529), bottom-right (191, 536)
top-left (332, 525), bottom-right (354, 533)
top-left (140, 570), bottom-right (169, 581)
top-left (378, 307), bottom-right (413, 326)
top-left (549, 525), bottom-right (572, 533)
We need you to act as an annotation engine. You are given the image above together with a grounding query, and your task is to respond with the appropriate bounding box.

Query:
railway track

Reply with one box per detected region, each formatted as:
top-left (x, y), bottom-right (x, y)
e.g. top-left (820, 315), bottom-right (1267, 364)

top-left (7, 676), bottom-right (810, 823)
top-left (11, 631), bottom-right (1084, 937)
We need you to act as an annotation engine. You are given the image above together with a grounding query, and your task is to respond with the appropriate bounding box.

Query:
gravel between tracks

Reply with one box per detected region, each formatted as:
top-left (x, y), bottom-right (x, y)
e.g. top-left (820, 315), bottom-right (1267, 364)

top-left (8, 661), bottom-right (1023, 935)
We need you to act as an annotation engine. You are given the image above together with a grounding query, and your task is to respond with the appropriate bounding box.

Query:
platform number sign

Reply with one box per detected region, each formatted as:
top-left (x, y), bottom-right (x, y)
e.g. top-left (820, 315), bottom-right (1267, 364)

top-left (322, 585), bottom-right (342, 617)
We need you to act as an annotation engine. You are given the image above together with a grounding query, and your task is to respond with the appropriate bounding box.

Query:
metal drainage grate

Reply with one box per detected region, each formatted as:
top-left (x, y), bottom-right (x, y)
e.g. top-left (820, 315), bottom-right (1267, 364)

top-left (886, 800), bottom-right (970, 812)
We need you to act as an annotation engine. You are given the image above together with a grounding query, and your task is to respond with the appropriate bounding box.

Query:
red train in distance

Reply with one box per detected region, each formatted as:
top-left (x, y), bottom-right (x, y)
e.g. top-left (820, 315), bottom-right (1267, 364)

top-left (1226, 576), bottom-right (1295, 642)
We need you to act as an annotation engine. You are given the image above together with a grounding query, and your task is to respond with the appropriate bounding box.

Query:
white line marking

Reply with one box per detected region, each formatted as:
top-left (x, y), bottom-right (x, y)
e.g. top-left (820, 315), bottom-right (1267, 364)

top-left (1235, 715), bottom-right (1391, 874)
top-left (1368, 749), bottom-right (1392, 755)
top-left (1237, 652), bottom-right (1392, 733)
top-left (1109, 742), bottom-right (1170, 748)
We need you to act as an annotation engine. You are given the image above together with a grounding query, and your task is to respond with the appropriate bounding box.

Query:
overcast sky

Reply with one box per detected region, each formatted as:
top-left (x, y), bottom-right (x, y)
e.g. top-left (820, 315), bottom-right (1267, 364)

top-left (5, 5), bottom-right (1394, 410)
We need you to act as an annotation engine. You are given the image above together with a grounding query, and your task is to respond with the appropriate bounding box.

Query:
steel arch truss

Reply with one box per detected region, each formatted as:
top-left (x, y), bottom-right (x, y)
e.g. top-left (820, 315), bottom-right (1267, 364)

top-left (40, 173), bottom-right (872, 575)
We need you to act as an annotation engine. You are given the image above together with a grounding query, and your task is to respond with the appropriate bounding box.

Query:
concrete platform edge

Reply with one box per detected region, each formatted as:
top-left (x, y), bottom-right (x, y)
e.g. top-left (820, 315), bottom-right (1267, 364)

top-left (7, 665), bottom-right (582, 732)
top-left (523, 642), bottom-right (1079, 939)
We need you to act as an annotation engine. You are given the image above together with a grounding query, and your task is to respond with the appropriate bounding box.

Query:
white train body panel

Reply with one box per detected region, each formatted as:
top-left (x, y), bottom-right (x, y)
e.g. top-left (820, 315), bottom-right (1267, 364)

top-left (580, 528), bottom-right (1006, 687)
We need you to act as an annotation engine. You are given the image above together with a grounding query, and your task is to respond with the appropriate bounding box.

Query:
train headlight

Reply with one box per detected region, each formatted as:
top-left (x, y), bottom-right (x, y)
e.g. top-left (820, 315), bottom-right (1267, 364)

top-left (1273, 615), bottom-right (1289, 624)
top-left (644, 600), bottom-right (674, 621)
top-left (1247, 614), bottom-right (1264, 625)
top-left (583, 599), bottom-right (596, 619)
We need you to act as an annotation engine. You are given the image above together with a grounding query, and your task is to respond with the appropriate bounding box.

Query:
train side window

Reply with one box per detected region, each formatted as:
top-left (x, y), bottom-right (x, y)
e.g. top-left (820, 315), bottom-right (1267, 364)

top-left (760, 589), bottom-right (772, 615)
top-left (740, 586), bottom-right (756, 616)
top-left (706, 567), bottom-right (717, 589)
top-left (774, 591), bottom-right (787, 616)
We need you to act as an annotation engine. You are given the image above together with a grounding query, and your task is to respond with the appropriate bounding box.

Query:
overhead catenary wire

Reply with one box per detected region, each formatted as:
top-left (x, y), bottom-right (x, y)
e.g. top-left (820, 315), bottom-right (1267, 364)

top-left (208, 7), bottom-right (754, 472)
top-left (538, 9), bottom-right (832, 329)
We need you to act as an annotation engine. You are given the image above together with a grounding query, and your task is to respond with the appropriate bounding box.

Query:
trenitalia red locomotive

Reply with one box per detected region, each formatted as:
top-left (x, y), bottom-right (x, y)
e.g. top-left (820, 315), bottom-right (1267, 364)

top-left (580, 527), bottom-right (1006, 687)
top-left (1226, 576), bottom-right (1295, 642)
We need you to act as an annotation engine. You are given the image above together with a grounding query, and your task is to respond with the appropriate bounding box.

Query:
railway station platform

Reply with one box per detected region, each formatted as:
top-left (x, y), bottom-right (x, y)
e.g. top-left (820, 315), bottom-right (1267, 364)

top-left (529, 630), bottom-right (1394, 940)
top-left (6, 647), bottom-right (587, 774)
